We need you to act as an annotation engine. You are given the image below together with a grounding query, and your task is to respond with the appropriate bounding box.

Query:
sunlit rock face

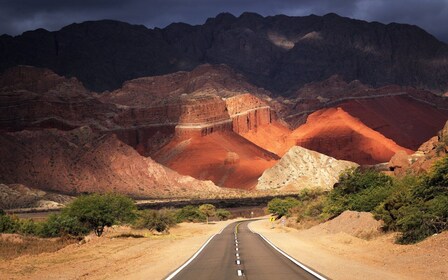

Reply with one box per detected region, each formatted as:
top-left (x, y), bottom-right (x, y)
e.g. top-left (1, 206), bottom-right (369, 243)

top-left (256, 146), bottom-right (358, 191)
top-left (1, 13), bottom-right (448, 94)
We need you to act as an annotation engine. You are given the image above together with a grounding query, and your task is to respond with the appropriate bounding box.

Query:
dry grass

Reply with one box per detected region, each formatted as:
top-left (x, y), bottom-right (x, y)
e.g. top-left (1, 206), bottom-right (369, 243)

top-left (0, 234), bottom-right (78, 260)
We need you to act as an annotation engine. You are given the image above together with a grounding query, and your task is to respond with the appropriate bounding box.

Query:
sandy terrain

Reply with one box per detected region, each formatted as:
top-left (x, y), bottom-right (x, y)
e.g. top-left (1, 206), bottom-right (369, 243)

top-left (0, 219), bottom-right (240, 280)
top-left (250, 214), bottom-right (448, 280)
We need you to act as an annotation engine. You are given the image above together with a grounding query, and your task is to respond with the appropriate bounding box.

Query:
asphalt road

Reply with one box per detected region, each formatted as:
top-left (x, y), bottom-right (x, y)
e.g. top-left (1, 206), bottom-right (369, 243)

top-left (166, 220), bottom-right (325, 280)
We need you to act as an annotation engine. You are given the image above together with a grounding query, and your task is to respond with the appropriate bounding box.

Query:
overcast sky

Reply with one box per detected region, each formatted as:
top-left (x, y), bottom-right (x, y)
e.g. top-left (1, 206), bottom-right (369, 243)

top-left (1, 0), bottom-right (447, 43)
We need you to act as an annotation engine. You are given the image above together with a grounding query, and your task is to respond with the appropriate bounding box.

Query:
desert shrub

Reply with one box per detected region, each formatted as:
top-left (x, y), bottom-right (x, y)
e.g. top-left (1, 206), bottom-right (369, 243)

top-left (216, 209), bottom-right (231, 221)
top-left (134, 209), bottom-right (177, 233)
top-left (375, 157), bottom-right (448, 244)
top-left (17, 219), bottom-right (40, 236)
top-left (63, 193), bottom-right (137, 236)
top-left (323, 168), bottom-right (393, 218)
top-left (199, 204), bottom-right (216, 224)
top-left (0, 209), bottom-right (5, 216)
top-left (38, 213), bottom-right (89, 237)
top-left (175, 205), bottom-right (206, 223)
top-left (0, 214), bottom-right (19, 233)
top-left (295, 191), bottom-right (327, 223)
top-left (267, 197), bottom-right (300, 217)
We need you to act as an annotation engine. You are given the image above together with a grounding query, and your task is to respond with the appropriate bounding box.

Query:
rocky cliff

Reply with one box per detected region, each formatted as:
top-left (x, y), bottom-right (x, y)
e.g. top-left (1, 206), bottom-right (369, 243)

top-left (257, 146), bottom-right (358, 191)
top-left (1, 13), bottom-right (447, 93)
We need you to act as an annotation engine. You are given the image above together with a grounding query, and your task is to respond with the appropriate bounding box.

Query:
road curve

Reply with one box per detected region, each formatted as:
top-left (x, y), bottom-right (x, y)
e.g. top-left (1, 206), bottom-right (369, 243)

top-left (165, 220), bottom-right (326, 280)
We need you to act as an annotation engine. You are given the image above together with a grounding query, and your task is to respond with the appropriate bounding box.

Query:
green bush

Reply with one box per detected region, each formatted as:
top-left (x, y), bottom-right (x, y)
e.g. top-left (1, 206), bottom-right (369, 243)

top-left (216, 209), bottom-right (231, 221)
top-left (38, 213), bottom-right (89, 237)
top-left (175, 205), bottom-right (206, 223)
top-left (134, 209), bottom-right (177, 233)
top-left (199, 204), bottom-right (216, 224)
top-left (374, 157), bottom-right (448, 244)
top-left (17, 219), bottom-right (40, 236)
top-left (323, 168), bottom-right (393, 218)
top-left (267, 197), bottom-right (300, 217)
top-left (63, 193), bottom-right (137, 236)
top-left (0, 214), bottom-right (19, 233)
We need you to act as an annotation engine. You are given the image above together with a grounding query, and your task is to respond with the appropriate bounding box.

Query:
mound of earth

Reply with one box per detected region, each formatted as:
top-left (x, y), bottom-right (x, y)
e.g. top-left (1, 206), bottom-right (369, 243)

top-left (0, 127), bottom-right (221, 198)
top-left (307, 211), bottom-right (383, 239)
top-left (290, 107), bottom-right (413, 164)
top-left (257, 146), bottom-right (357, 191)
top-left (0, 184), bottom-right (73, 210)
top-left (153, 131), bottom-right (278, 189)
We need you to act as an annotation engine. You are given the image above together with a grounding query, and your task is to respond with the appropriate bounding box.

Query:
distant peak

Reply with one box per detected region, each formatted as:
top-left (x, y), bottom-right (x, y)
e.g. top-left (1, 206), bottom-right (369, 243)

top-left (239, 12), bottom-right (263, 19)
top-left (323, 12), bottom-right (341, 18)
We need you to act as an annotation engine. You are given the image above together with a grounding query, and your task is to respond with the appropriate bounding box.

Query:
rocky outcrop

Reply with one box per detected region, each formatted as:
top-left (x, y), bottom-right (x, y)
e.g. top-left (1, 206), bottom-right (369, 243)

top-left (2, 14), bottom-right (448, 94)
top-left (389, 121), bottom-right (448, 175)
top-left (0, 184), bottom-right (73, 210)
top-left (0, 127), bottom-right (222, 198)
top-left (257, 146), bottom-right (358, 191)
top-left (225, 94), bottom-right (273, 134)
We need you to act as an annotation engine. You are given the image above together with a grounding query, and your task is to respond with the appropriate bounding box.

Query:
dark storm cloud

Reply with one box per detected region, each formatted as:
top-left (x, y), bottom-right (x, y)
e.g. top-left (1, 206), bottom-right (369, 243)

top-left (1, 0), bottom-right (447, 42)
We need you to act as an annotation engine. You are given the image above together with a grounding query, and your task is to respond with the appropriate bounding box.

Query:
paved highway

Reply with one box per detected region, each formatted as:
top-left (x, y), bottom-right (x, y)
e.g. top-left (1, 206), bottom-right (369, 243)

top-left (166, 220), bottom-right (326, 280)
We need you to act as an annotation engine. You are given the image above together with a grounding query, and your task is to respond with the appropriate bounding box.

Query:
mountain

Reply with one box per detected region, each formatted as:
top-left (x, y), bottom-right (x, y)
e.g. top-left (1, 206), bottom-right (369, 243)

top-left (1, 13), bottom-right (448, 94)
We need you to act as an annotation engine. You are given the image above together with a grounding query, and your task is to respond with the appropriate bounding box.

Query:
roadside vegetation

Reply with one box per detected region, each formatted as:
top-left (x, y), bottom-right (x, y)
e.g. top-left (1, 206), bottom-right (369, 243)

top-left (1, 194), bottom-right (232, 240)
top-left (267, 156), bottom-right (448, 244)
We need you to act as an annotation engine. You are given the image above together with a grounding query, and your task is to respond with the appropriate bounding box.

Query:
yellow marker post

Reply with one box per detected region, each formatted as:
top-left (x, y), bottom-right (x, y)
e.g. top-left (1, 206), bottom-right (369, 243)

top-left (270, 216), bottom-right (275, 229)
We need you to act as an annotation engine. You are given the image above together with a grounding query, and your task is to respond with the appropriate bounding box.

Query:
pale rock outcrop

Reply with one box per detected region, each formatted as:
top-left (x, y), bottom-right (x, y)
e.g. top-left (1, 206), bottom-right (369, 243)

top-left (256, 146), bottom-right (358, 191)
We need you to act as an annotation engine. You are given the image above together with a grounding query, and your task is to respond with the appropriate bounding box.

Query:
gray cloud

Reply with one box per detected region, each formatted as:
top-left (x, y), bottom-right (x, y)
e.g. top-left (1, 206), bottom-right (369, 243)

top-left (0, 0), bottom-right (447, 42)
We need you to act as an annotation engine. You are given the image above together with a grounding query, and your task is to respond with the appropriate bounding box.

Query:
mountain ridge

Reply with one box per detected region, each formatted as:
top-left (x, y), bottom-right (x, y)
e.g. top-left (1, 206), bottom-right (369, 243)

top-left (1, 12), bottom-right (447, 93)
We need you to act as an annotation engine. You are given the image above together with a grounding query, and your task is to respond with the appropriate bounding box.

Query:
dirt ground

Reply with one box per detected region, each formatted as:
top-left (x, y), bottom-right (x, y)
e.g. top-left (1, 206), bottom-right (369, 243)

top-left (249, 212), bottom-right (448, 280)
top-left (0, 219), bottom-right (240, 280)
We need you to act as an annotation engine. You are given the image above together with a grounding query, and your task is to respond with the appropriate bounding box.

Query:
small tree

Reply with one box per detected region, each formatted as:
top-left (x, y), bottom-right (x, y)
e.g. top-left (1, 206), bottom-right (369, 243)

top-left (216, 209), bottom-right (231, 221)
top-left (63, 193), bottom-right (137, 236)
top-left (199, 204), bottom-right (216, 224)
top-left (267, 197), bottom-right (300, 217)
top-left (134, 209), bottom-right (176, 233)
top-left (175, 205), bottom-right (206, 223)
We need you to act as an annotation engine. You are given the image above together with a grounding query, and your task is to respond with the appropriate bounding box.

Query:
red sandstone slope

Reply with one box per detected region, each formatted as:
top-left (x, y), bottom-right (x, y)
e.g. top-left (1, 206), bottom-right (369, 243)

top-left (0, 127), bottom-right (221, 198)
top-left (239, 121), bottom-right (292, 156)
top-left (337, 95), bottom-right (448, 150)
top-left (289, 108), bottom-right (413, 164)
top-left (153, 132), bottom-right (278, 189)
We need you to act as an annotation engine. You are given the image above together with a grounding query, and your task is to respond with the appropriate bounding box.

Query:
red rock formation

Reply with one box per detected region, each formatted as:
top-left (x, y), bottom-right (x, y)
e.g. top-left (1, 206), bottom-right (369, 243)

top-left (152, 131), bottom-right (278, 189)
top-left (338, 95), bottom-right (448, 150)
top-left (0, 128), bottom-right (222, 198)
top-left (239, 121), bottom-right (292, 156)
top-left (289, 108), bottom-right (413, 164)
top-left (225, 94), bottom-right (273, 134)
